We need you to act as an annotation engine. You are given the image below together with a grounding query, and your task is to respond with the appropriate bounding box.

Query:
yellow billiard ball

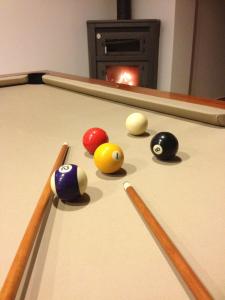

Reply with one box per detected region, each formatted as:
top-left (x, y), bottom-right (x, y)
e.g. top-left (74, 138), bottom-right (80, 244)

top-left (94, 143), bottom-right (124, 173)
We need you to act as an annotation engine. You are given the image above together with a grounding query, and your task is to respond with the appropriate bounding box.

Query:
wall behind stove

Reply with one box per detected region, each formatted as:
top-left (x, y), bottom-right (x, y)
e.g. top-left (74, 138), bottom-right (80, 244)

top-left (0, 0), bottom-right (116, 76)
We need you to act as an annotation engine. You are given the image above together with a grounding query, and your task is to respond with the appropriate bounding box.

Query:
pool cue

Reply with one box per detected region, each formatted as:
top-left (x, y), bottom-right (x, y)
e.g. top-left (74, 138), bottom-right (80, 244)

top-left (123, 182), bottom-right (213, 300)
top-left (0, 143), bottom-right (69, 300)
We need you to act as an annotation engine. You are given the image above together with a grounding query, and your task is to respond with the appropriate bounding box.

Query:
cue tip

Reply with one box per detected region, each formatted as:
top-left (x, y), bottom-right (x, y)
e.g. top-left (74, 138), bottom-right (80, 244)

top-left (123, 182), bottom-right (132, 190)
top-left (63, 142), bottom-right (69, 146)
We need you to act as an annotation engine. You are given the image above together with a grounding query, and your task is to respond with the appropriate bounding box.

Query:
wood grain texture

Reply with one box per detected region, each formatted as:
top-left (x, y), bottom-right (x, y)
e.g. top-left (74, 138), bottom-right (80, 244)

top-left (0, 144), bottom-right (69, 300)
top-left (124, 183), bottom-right (213, 300)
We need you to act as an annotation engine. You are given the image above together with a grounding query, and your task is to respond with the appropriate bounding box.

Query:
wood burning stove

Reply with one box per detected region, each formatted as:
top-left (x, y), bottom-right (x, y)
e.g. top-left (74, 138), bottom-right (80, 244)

top-left (87, 19), bottom-right (160, 88)
top-left (87, 0), bottom-right (160, 88)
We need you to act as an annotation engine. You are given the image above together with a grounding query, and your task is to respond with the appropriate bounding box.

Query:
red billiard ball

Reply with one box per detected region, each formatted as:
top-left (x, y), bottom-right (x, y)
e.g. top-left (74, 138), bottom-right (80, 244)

top-left (83, 127), bottom-right (109, 154)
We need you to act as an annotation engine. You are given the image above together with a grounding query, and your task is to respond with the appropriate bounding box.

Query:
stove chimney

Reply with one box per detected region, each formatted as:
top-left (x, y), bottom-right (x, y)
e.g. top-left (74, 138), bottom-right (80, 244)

top-left (117, 0), bottom-right (131, 20)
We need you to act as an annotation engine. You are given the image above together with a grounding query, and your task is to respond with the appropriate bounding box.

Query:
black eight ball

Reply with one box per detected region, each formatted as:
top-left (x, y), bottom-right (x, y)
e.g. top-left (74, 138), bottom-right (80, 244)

top-left (150, 132), bottom-right (179, 161)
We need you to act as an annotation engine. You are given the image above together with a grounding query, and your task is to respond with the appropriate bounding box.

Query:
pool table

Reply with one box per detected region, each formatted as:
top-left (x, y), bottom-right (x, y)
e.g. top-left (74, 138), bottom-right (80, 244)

top-left (0, 72), bottom-right (225, 300)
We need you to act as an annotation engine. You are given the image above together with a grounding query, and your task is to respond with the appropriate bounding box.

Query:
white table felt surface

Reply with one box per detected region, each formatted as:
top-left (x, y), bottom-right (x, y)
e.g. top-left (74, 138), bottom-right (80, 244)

top-left (0, 83), bottom-right (225, 299)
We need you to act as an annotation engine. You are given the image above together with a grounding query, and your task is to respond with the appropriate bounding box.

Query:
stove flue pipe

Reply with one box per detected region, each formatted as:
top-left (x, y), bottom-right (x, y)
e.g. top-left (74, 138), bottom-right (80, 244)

top-left (117, 0), bottom-right (131, 20)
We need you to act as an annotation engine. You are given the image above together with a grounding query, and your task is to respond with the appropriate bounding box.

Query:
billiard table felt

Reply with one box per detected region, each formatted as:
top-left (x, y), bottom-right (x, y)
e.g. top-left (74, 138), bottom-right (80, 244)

top-left (0, 79), bottom-right (225, 299)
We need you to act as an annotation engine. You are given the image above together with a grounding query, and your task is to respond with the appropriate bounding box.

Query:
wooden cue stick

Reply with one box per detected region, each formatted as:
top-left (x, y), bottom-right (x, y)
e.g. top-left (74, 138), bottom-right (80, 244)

top-left (0, 143), bottom-right (69, 300)
top-left (123, 182), bottom-right (213, 300)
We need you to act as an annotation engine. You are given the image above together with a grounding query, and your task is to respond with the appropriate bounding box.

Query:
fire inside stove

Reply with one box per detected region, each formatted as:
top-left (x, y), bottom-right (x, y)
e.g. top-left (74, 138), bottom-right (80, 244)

top-left (106, 66), bottom-right (139, 86)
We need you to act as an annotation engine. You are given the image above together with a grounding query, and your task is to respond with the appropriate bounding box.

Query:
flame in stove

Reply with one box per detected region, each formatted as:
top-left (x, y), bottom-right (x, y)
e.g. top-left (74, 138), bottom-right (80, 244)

top-left (118, 72), bottom-right (134, 86)
top-left (106, 66), bottom-right (139, 86)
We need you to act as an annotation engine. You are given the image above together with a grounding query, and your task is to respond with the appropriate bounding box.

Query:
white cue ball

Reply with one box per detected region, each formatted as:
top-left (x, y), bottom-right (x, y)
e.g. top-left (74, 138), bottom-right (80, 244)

top-left (125, 112), bottom-right (148, 135)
